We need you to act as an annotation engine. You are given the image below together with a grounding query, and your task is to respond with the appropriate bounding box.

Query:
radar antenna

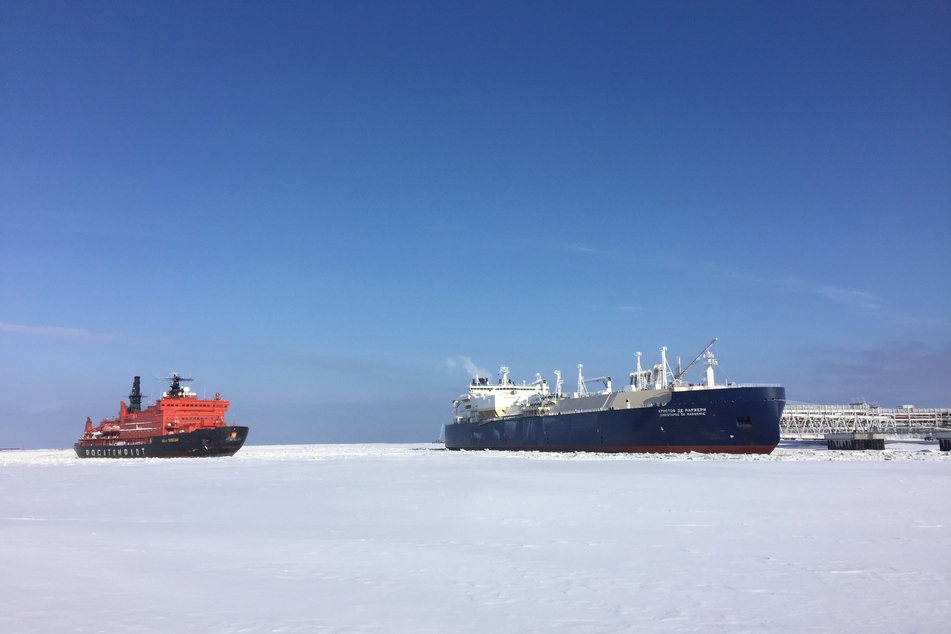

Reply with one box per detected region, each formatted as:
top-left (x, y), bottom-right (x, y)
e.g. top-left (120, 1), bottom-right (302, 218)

top-left (158, 373), bottom-right (194, 398)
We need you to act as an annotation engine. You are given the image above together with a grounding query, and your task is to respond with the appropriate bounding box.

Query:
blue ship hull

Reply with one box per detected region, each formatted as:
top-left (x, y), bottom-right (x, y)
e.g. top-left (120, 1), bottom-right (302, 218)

top-left (444, 386), bottom-right (784, 454)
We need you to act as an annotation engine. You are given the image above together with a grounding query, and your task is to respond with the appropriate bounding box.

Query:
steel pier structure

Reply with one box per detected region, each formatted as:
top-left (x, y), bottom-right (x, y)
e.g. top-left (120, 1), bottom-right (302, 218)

top-left (781, 403), bottom-right (951, 438)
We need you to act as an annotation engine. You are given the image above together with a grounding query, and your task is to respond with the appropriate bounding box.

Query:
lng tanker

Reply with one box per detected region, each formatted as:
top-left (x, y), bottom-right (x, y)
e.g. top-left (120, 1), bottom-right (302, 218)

top-left (444, 339), bottom-right (785, 454)
top-left (74, 374), bottom-right (248, 458)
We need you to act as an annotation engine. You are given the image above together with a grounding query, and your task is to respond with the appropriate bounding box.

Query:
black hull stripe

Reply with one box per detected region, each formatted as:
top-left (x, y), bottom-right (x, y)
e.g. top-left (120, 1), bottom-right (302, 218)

top-left (74, 426), bottom-right (249, 459)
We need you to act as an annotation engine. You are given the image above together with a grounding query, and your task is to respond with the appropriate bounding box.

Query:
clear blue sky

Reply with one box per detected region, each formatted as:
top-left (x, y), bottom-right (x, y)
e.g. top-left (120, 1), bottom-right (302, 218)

top-left (2, 1), bottom-right (949, 448)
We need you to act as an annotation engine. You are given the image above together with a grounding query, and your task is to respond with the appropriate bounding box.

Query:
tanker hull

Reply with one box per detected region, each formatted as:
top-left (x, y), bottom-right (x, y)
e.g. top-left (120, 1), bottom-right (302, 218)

top-left (445, 386), bottom-right (784, 454)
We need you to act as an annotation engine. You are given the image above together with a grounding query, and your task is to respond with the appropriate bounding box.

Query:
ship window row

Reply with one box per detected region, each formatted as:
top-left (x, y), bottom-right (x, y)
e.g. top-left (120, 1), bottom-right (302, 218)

top-left (164, 404), bottom-right (220, 409)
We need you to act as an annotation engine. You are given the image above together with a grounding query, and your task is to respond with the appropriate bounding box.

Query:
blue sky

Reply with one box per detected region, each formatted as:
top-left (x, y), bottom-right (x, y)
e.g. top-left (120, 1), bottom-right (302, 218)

top-left (2, 1), bottom-right (949, 448)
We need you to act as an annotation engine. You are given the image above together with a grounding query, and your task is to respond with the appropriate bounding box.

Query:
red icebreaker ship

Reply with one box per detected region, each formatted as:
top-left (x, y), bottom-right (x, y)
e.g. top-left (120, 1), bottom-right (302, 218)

top-left (75, 374), bottom-right (249, 458)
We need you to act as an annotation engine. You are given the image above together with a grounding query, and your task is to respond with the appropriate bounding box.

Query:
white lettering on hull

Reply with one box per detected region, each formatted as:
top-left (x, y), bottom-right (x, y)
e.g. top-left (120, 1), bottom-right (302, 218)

top-left (83, 446), bottom-right (147, 457)
top-left (658, 407), bottom-right (707, 418)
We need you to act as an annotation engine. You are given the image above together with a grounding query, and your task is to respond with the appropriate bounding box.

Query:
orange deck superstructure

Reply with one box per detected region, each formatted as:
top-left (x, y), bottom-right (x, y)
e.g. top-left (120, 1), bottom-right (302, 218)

top-left (80, 396), bottom-right (229, 446)
top-left (78, 375), bottom-right (230, 448)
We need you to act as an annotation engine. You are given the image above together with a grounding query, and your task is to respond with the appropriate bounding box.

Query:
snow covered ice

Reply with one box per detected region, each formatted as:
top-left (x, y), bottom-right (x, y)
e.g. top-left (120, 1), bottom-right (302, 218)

top-left (1, 443), bottom-right (949, 633)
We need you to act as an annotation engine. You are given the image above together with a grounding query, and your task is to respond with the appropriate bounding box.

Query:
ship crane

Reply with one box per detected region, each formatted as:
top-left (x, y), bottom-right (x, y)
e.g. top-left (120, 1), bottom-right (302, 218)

top-left (674, 337), bottom-right (718, 384)
top-left (585, 376), bottom-right (612, 393)
top-left (577, 365), bottom-right (612, 395)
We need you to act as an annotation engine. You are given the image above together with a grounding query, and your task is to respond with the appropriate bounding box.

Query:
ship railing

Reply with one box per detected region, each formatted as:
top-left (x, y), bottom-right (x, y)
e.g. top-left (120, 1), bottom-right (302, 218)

top-left (498, 404), bottom-right (612, 419)
top-left (673, 383), bottom-right (783, 390)
top-left (733, 383), bottom-right (783, 388)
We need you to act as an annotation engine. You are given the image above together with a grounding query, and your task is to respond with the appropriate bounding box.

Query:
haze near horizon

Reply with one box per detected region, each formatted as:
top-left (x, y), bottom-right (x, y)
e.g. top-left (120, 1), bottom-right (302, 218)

top-left (1, 1), bottom-right (949, 448)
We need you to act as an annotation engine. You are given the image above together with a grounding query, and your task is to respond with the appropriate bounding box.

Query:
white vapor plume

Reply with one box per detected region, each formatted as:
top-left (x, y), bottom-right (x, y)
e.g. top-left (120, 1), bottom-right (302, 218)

top-left (447, 355), bottom-right (489, 379)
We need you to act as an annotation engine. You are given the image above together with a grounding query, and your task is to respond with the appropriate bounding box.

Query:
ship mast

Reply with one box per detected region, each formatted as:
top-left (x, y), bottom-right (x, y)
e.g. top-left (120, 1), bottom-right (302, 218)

top-left (660, 347), bottom-right (669, 389)
top-left (635, 352), bottom-right (643, 390)
top-left (160, 373), bottom-right (194, 398)
top-left (703, 349), bottom-right (718, 387)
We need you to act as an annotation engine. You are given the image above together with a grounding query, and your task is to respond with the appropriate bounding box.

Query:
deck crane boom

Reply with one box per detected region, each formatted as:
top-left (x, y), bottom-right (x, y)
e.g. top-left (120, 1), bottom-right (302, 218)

top-left (674, 337), bottom-right (718, 382)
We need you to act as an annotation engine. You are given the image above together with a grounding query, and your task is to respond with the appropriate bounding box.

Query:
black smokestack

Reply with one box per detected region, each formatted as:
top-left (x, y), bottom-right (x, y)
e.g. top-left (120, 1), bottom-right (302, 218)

top-left (129, 376), bottom-right (143, 413)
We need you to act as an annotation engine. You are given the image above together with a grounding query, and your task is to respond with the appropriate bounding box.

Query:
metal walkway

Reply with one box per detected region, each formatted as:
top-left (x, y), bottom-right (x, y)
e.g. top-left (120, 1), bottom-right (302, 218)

top-left (781, 403), bottom-right (951, 438)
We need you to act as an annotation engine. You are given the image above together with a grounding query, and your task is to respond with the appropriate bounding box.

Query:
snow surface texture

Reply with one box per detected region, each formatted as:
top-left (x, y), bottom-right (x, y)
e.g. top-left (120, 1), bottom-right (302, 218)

top-left (1, 443), bottom-right (949, 633)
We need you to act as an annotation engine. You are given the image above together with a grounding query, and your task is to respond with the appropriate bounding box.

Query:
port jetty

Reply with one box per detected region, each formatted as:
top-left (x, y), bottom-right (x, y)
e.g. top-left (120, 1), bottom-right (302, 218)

top-left (781, 402), bottom-right (951, 440)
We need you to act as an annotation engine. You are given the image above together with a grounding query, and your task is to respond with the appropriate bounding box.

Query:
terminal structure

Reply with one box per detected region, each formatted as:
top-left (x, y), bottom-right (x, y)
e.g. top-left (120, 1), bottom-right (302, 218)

top-left (781, 403), bottom-right (951, 438)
